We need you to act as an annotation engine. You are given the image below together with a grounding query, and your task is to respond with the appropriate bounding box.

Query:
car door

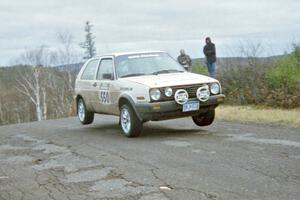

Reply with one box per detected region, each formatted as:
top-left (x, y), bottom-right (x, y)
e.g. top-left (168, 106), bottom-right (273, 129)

top-left (91, 57), bottom-right (116, 114)
top-left (77, 58), bottom-right (100, 110)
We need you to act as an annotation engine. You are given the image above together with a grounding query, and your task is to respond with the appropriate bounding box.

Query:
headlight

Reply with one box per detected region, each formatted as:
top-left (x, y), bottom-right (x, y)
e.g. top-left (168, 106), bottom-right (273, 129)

top-left (150, 88), bottom-right (161, 101)
top-left (164, 87), bottom-right (173, 97)
top-left (210, 83), bottom-right (220, 95)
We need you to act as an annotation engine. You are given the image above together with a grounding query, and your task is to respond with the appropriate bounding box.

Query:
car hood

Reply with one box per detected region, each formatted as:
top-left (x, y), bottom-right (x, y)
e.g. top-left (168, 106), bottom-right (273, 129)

top-left (121, 72), bottom-right (217, 88)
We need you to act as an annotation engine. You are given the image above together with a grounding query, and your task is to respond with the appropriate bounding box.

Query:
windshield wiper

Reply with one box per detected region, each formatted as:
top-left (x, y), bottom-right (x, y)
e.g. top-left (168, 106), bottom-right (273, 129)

top-left (152, 69), bottom-right (184, 75)
top-left (120, 73), bottom-right (146, 78)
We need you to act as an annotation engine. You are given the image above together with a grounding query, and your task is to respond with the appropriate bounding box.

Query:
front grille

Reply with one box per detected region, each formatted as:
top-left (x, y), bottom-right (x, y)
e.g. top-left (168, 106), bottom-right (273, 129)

top-left (160, 84), bottom-right (204, 101)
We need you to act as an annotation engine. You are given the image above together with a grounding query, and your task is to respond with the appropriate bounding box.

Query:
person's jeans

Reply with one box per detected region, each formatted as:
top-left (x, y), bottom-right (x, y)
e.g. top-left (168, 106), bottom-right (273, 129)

top-left (207, 62), bottom-right (216, 78)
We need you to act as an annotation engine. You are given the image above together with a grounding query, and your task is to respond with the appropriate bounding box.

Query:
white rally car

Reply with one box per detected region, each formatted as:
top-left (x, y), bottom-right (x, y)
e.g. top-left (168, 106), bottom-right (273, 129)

top-left (75, 51), bottom-right (225, 137)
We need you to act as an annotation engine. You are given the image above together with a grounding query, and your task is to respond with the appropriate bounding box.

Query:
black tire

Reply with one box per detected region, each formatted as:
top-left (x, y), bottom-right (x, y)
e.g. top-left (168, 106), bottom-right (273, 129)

top-left (192, 109), bottom-right (215, 126)
top-left (119, 104), bottom-right (142, 137)
top-left (77, 98), bottom-right (94, 125)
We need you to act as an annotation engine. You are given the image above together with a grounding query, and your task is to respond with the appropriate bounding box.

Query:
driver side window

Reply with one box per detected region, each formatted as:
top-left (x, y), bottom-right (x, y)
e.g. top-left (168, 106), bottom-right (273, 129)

top-left (97, 58), bottom-right (114, 80)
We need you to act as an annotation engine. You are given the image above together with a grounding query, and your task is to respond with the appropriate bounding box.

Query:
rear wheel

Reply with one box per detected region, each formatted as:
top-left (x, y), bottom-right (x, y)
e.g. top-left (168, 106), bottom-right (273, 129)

top-left (77, 98), bottom-right (94, 125)
top-left (120, 104), bottom-right (142, 137)
top-left (192, 109), bottom-right (215, 126)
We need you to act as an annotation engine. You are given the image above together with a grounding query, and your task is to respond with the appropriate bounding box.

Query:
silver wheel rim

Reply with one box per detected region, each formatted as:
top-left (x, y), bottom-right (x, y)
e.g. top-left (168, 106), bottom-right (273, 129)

top-left (121, 108), bottom-right (131, 134)
top-left (78, 100), bottom-right (85, 122)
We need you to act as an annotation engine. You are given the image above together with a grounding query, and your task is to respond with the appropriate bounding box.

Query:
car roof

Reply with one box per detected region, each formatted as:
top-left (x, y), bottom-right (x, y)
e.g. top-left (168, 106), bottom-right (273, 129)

top-left (94, 50), bottom-right (166, 58)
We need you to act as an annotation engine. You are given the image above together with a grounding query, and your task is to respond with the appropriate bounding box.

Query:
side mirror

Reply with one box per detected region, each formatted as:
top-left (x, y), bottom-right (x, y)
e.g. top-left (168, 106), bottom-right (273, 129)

top-left (103, 73), bottom-right (114, 80)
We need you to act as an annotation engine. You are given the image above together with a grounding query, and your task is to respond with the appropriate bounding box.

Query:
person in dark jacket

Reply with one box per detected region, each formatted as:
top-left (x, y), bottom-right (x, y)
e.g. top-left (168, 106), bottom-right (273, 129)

top-left (177, 49), bottom-right (192, 72)
top-left (203, 37), bottom-right (217, 78)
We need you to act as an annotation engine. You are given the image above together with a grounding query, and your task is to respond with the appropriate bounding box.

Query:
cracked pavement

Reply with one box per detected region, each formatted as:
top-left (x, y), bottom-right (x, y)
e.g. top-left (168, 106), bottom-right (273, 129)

top-left (0, 116), bottom-right (299, 200)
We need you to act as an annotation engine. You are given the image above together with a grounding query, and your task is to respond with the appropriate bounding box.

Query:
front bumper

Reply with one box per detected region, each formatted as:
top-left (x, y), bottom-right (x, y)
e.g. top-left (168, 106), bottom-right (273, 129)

top-left (135, 94), bottom-right (225, 121)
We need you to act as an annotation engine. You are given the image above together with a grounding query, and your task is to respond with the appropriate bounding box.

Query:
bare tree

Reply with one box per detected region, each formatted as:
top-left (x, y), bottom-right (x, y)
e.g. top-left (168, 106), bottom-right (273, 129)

top-left (16, 67), bottom-right (43, 121)
top-left (52, 32), bottom-right (80, 115)
top-left (239, 41), bottom-right (264, 67)
top-left (56, 31), bottom-right (81, 65)
top-left (2, 33), bottom-right (81, 125)
top-left (15, 46), bottom-right (53, 121)
top-left (54, 31), bottom-right (80, 91)
top-left (14, 31), bottom-right (81, 122)
top-left (219, 41), bottom-right (269, 105)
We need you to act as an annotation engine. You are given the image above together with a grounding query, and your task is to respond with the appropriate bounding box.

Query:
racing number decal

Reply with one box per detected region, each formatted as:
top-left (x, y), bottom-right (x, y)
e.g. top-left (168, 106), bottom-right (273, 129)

top-left (99, 90), bottom-right (110, 104)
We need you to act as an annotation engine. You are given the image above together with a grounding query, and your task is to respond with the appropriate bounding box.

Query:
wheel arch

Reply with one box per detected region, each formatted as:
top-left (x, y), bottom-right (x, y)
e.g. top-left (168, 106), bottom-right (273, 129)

top-left (118, 94), bottom-right (142, 121)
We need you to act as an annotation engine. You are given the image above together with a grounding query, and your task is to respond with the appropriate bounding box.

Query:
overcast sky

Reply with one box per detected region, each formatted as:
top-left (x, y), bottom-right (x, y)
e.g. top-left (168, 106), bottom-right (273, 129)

top-left (0, 0), bottom-right (299, 66)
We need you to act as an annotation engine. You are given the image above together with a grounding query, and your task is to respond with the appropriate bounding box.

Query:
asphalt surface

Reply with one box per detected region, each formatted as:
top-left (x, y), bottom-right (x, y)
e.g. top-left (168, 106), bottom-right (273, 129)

top-left (0, 115), bottom-right (299, 200)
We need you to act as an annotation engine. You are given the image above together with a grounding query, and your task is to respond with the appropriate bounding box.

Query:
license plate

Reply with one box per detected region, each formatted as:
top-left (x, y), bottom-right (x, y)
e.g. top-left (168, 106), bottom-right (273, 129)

top-left (182, 101), bottom-right (200, 112)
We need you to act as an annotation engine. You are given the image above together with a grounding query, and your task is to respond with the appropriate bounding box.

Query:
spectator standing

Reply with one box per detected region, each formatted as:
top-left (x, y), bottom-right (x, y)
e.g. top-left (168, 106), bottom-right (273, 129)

top-left (177, 49), bottom-right (192, 72)
top-left (203, 37), bottom-right (217, 78)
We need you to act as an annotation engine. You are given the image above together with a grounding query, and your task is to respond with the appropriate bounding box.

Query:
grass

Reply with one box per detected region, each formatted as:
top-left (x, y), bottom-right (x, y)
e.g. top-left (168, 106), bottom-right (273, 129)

top-left (216, 105), bottom-right (300, 128)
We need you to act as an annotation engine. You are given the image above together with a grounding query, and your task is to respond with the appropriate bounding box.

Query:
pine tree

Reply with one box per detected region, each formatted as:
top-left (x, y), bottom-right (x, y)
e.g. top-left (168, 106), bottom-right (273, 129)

top-left (80, 21), bottom-right (96, 60)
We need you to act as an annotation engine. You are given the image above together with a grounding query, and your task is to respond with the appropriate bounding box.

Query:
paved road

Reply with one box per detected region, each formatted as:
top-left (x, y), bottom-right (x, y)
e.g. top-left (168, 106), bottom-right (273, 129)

top-left (0, 116), bottom-right (299, 200)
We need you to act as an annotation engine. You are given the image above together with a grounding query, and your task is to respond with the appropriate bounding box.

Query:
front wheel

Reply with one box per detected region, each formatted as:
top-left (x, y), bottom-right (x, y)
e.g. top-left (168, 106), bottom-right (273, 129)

top-left (77, 98), bottom-right (94, 125)
top-left (120, 104), bottom-right (142, 137)
top-left (192, 109), bottom-right (215, 126)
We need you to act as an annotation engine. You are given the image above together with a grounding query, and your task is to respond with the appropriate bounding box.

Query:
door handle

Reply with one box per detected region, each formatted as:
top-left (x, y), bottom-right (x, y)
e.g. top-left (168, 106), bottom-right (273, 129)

top-left (92, 82), bottom-right (97, 87)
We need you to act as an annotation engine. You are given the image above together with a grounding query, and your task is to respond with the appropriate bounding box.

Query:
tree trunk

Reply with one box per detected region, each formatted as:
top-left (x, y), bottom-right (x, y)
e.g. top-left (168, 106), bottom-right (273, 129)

top-left (0, 101), bottom-right (4, 125)
top-left (42, 88), bottom-right (47, 120)
top-left (36, 104), bottom-right (42, 121)
top-left (34, 69), bottom-right (43, 121)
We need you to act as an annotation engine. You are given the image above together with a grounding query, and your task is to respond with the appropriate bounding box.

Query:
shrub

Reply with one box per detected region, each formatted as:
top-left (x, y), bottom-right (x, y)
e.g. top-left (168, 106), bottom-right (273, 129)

top-left (192, 63), bottom-right (208, 75)
top-left (192, 45), bottom-right (300, 108)
top-left (217, 61), bottom-right (270, 105)
top-left (267, 56), bottom-right (300, 92)
top-left (265, 48), bottom-right (300, 108)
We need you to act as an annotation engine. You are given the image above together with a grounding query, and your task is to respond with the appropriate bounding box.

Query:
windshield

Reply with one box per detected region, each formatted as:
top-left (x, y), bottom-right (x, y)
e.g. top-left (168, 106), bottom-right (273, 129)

top-left (115, 52), bottom-right (185, 78)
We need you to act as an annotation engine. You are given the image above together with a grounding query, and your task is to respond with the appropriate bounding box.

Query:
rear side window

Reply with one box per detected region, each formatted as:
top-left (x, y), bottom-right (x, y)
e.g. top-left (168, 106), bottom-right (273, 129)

top-left (81, 59), bottom-right (99, 80)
